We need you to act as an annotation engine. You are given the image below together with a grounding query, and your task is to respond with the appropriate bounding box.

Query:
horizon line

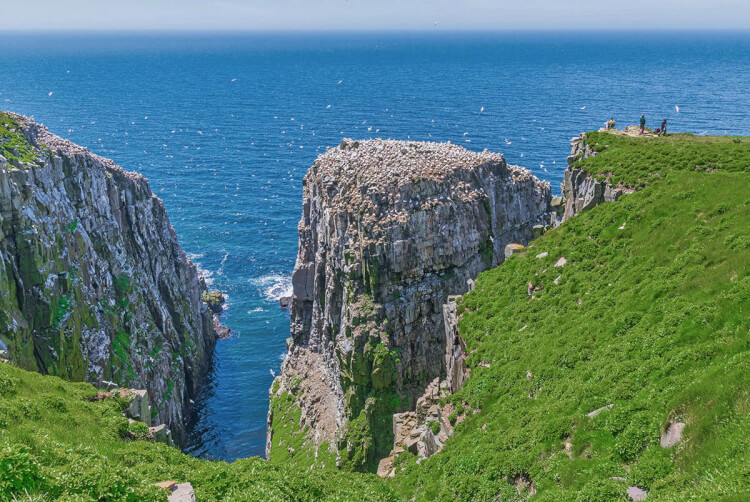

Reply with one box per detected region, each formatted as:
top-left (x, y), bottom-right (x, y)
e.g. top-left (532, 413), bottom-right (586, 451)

top-left (2, 28), bottom-right (749, 35)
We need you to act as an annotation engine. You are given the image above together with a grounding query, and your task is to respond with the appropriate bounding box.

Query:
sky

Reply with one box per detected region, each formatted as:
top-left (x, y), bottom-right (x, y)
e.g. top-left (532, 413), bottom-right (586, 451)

top-left (1, 0), bottom-right (749, 31)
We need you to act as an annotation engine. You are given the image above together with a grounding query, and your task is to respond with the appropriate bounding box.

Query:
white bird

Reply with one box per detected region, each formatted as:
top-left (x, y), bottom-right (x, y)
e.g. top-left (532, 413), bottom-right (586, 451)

top-left (580, 106), bottom-right (586, 110)
top-left (326, 105), bottom-right (331, 109)
top-left (505, 138), bottom-right (512, 145)
top-left (463, 132), bottom-right (469, 136)
top-left (337, 80), bottom-right (343, 84)
top-left (520, 153), bottom-right (524, 158)
top-left (270, 369), bottom-right (276, 377)
top-left (434, 21), bottom-right (439, 26)
top-left (675, 105), bottom-right (680, 113)
top-left (231, 78), bottom-right (237, 82)
top-left (48, 91), bottom-right (53, 96)
top-left (480, 106), bottom-right (485, 112)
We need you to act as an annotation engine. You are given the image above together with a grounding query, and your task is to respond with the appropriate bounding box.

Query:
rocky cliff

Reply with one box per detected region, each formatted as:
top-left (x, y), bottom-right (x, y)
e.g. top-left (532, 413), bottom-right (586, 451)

top-left (0, 112), bottom-right (216, 445)
top-left (268, 138), bottom-right (551, 470)
top-left (561, 133), bottom-right (634, 220)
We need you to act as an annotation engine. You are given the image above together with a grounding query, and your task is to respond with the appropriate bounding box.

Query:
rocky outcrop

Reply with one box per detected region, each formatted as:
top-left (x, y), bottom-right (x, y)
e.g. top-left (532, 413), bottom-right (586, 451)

top-left (444, 295), bottom-right (469, 394)
top-left (0, 112), bottom-right (216, 445)
top-left (562, 134), bottom-right (633, 221)
top-left (270, 138), bottom-right (551, 469)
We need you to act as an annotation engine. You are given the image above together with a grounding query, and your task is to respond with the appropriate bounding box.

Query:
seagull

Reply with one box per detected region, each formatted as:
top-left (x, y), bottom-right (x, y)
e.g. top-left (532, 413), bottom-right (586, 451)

top-left (463, 132), bottom-right (469, 136)
top-left (326, 105), bottom-right (331, 109)
top-left (520, 153), bottom-right (524, 158)
top-left (270, 369), bottom-right (276, 377)
top-left (48, 91), bottom-right (53, 96)
top-left (231, 78), bottom-right (237, 82)
top-left (434, 21), bottom-right (439, 26)
top-left (480, 106), bottom-right (485, 112)
top-left (337, 80), bottom-right (343, 84)
top-left (675, 105), bottom-right (680, 113)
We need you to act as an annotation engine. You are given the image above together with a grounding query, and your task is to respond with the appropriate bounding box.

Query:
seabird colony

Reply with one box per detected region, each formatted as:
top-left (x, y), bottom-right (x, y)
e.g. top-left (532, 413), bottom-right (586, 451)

top-left (310, 138), bottom-right (546, 220)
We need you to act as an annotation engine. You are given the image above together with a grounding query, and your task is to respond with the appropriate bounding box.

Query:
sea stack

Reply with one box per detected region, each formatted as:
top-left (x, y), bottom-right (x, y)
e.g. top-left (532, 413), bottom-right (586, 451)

top-left (268, 138), bottom-right (552, 469)
top-left (0, 112), bottom-right (217, 445)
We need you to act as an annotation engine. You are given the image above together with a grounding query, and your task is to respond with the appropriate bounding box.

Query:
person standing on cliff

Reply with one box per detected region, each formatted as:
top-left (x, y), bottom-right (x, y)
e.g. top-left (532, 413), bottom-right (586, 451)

top-left (607, 117), bottom-right (616, 130)
top-left (661, 118), bottom-right (668, 136)
top-left (639, 114), bottom-right (646, 135)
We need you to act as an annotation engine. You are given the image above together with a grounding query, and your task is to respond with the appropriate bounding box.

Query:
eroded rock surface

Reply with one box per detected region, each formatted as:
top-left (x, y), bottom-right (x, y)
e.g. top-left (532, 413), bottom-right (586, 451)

top-left (562, 134), bottom-right (634, 221)
top-left (269, 138), bottom-right (551, 469)
top-left (0, 112), bottom-right (216, 445)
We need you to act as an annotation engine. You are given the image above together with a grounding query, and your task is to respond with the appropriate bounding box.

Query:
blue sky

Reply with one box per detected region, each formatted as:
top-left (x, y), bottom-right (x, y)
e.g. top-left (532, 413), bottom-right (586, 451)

top-left (2, 0), bottom-right (749, 31)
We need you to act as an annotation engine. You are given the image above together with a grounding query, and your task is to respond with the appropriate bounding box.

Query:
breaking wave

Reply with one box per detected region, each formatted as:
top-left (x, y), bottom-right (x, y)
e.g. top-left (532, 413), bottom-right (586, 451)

top-left (250, 273), bottom-right (292, 303)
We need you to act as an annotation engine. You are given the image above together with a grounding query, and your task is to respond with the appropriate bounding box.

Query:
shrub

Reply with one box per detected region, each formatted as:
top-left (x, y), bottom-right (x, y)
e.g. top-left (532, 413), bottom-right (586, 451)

top-left (430, 420), bottom-right (440, 435)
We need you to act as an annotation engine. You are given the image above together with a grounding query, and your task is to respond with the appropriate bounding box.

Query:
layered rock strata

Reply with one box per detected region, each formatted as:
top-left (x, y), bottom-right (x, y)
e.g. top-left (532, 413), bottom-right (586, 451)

top-left (0, 112), bottom-right (216, 445)
top-left (562, 134), bottom-right (634, 221)
top-left (270, 138), bottom-right (551, 469)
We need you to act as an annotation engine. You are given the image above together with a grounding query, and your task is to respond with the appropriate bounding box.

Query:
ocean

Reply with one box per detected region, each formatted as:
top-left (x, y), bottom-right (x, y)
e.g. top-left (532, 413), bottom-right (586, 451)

top-left (0, 31), bottom-right (748, 461)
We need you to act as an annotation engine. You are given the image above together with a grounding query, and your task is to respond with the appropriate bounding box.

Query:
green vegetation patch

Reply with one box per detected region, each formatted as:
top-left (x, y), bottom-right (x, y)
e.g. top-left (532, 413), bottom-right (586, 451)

top-left (573, 131), bottom-right (749, 187)
top-left (394, 169), bottom-right (750, 501)
top-left (0, 112), bottom-right (40, 166)
top-left (0, 362), bottom-right (396, 501)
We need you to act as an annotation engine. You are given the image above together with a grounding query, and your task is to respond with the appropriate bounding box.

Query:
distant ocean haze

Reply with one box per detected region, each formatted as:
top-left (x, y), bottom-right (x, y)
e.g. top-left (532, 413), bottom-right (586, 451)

top-left (0, 30), bottom-right (747, 461)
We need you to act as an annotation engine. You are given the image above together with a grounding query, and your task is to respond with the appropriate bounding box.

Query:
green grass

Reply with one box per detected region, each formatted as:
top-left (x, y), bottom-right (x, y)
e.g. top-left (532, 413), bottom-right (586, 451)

top-left (393, 168), bottom-right (750, 501)
top-left (1, 130), bottom-right (748, 501)
top-left (0, 363), bottom-right (397, 501)
top-left (0, 112), bottom-right (42, 166)
top-left (573, 131), bottom-right (749, 187)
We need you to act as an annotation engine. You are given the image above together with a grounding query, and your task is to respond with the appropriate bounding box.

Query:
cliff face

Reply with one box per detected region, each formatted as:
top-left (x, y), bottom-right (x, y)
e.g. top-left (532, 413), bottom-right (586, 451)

top-left (561, 134), bottom-right (633, 220)
top-left (269, 139), bottom-right (551, 469)
top-left (0, 112), bottom-right (216, 445)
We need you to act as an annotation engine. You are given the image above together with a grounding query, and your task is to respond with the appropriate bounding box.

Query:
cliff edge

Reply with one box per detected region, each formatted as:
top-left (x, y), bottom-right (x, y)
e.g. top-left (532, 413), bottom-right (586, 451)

top-left (268, 138), bottom-right (551, 469)
top-left (0, 112), bottom-right (216, 445)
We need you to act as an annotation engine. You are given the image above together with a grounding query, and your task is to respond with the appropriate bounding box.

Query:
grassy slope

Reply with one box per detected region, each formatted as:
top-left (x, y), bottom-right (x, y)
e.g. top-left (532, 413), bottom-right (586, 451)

top-left (0, 364), bottom-right (396, 501)
top-left (393, 133), bottom-right (750, 501)
top-left (1, 132), bottom-right (748, 501)
top-left (573, 131), bottom-right (749, 186)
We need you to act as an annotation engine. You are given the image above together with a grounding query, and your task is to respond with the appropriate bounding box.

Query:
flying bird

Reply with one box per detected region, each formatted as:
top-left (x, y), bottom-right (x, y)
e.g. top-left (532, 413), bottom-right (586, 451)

top-left (580, 106), bottom-right (586, 110)
top-left (48, 91), bottom-right (53, 96)
top-left (480, 106), bottom-right (485, 112)
top-left (675, 105), bottom-right (680, 113)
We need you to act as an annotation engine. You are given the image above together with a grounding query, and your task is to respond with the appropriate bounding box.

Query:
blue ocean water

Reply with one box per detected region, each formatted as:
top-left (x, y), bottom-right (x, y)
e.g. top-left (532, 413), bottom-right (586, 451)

top-left (0, 31), bottom-right (748, 461)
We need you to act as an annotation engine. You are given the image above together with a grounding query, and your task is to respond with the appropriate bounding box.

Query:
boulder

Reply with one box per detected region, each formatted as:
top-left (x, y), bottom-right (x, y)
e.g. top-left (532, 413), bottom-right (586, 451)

top-left (660, 422), bottom-right (686, 448)
top-left (169, 483), bottom-right (196, 502)
top-left (377, 456), bottom-right (394, 478)
top-left (554, 257), bottom-right (567, 268)
top-left (405, 436), bottom-right (420, 455)
top-left (505, 243), bottom-right (525, 259)
top-left (149, 424), bottom-right (175, 447)
top-left (587, 403), bottom-right (614, 418)
top-left (122, 389), bottom-right (151, 427)
top-left (627, 486), bottom-right (648, 501)
top-left (201, 291), bottom-right (225, 314)
top-left (213, 315), bottom-right (231, 339)
top-left (279, 295), bottom-right (293, 309)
